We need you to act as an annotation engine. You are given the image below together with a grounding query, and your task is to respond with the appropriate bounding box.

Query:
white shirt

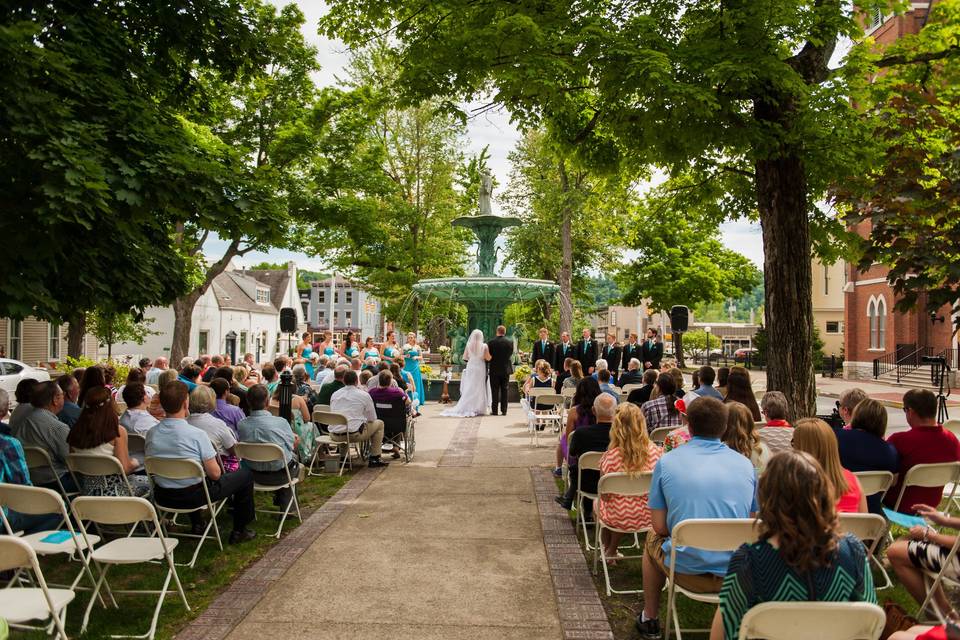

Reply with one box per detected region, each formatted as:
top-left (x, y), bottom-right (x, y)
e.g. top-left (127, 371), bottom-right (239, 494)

top-left (316, 368), bottom-right (335, 385)
top-left (187, 413), bottom-right (238, 456)
top-left (329, 385), bottom-right (376, 434)
top-left (120, 408), bottom-right (159, 435)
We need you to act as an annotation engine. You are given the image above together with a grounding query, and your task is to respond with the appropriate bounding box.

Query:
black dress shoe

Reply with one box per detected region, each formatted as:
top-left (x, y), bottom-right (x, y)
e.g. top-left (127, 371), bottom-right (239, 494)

top-left (229, 529), bottom-right (257, 544)
top-left (554, 496), bottom-right (572, 510)
top-left (368, 457), bottom-right (390, 468)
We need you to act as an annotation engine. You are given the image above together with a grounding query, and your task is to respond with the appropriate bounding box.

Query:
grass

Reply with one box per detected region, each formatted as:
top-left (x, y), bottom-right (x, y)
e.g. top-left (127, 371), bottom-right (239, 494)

top-left (15, 471), bottom-right (349, 640)
top-left (555, 478), bottom-right (924, 639)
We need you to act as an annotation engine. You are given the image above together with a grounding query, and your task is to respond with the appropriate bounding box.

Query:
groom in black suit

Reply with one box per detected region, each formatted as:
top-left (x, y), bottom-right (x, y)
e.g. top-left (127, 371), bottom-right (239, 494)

top-left (487, 325), bottom-right (514, 416)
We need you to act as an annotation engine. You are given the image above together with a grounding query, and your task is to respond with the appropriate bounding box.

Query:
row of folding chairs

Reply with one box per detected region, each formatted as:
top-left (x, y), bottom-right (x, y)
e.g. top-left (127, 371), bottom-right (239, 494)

top-left (309, 402), bottom-right (416, 476)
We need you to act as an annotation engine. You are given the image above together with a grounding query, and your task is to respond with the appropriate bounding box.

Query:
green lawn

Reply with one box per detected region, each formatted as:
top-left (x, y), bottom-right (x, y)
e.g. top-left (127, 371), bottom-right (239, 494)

top-left (13, 471), bottom-right (349, 640)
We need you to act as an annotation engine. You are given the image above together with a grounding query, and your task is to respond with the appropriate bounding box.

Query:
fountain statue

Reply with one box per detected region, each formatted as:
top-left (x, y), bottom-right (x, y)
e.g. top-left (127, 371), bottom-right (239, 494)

top-left (412, 170), bottom-right (559, 364)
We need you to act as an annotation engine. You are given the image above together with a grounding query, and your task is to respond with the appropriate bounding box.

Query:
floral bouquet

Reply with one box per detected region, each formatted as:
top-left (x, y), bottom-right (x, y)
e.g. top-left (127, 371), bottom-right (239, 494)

top-left (438, 345), bottom-right (452, 366)
top-left (420, 363), bottom-right (434, 378)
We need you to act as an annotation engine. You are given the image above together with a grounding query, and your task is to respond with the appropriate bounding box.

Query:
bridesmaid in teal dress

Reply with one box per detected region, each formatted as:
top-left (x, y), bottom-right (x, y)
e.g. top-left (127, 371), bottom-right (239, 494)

top-left (342, 331), bottom-right (361, 359)
top-left (382, 330), bottom-right (400, 364)
top-left (402, 332), bottom-right (426, 408)
top-left (318, 331), bottom-right (336, 359)
top-left (297, 332), bottom-right (315, 378)
top-left (362, 337), bottom-right (380, 362)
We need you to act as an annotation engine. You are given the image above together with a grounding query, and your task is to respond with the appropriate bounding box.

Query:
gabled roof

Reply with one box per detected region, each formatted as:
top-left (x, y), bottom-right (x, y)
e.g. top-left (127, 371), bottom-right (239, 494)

top-left (211, 271), bottom-right (277, 314)
top-left (245, 268), bottom-right (292, 308)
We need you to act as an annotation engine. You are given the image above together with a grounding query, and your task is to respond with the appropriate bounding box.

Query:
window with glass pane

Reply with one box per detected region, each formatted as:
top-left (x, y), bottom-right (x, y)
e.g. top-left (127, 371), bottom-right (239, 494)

top-left (199, 331), bottom-right (209, 354)
top-left (8, 320), bottom-right (21, 360)
top-left (49, 323), bottom-right (60, 360)
top-left (240, 331), bottom-right (247, 354)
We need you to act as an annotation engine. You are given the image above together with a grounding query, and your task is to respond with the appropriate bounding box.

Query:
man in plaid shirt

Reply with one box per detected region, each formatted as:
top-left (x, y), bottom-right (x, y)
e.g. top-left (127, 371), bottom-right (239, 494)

top-left (641, 373), bottom-right (685, 431)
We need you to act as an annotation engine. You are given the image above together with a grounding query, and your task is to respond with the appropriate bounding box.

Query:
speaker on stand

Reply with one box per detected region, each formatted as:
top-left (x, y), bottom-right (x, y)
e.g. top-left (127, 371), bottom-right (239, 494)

top-left (280, 308), bottom-right (297, 356)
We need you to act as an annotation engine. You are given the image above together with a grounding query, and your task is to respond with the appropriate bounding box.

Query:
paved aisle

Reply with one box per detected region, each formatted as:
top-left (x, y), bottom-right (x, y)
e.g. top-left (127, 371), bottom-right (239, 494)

top-left (222, 406), bottom-right (563, 640)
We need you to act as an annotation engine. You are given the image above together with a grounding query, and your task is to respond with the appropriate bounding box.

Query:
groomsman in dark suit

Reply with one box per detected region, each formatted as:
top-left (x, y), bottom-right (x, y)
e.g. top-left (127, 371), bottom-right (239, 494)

top-left (553, 331), bottom-right (575, 373)
top-left (621, 333), bottom-right (642, 372)
top-left (576, 328), bottom-right (599, 375)
top-left (642, 328), bottom-right (664, 370)
top-left (600, 333), bottom-right (622, 383)
top-left (531, 327), bottom-right (555, 370)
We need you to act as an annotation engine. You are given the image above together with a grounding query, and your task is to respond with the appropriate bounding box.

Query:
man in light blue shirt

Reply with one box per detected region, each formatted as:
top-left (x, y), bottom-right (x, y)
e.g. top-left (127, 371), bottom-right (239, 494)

top-left (146, 381), bottom-right (256, 545)
top-left (238, 384), bottom-right (299, 507)
top-left (694, 365), bottom-right (725, 401)
top-left (596, 369), bottom-right (620, 405)
top-left (636, 396), bottom-right (757, 640)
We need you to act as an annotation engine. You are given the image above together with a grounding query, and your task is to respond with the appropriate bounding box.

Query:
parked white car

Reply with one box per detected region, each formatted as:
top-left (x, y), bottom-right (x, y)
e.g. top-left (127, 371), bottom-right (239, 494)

top-left (0, 358), bottom-right (51, 401)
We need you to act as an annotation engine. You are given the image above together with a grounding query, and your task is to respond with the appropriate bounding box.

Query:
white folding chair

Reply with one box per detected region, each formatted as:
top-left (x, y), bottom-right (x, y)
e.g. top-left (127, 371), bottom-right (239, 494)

top-left (594, 472), bottom-right (652, 595)
top-left (575, 452), bottom-right (603, 551)
top-left (853, 471), bottom-right (894, 501)
top-left (23, 446), bottom-right (77, 499)
top-left (144, 456), bottom-right (226, 568)
top-left (313, 410), bottom-right (363, 475)
top-left (235, 442), bottom-right (303, 538)
top-left (838, 512), bottom-right (892, 590)
top-left (66, 453), bottom-right (138, 498)
top-left (664, 518), bottom-right (760, 640)
top-left (918, 530), bottom-right (960, 623)
top-left (943, 419), bottom-right (960, 440)
top-left (531, 394), bottom-right (566, 447)
top-left (308, 407), bottom-right (339, 476)
top-left (621, 384), bottom-right (644, 394)
top-left (891, 461), bottom-right (960, 513)
top-left (738, 601), bottom-right (886, 640)
top-left (649, 426), bottom-right (674, 445)
top-left (72, 496), bottom-right (189, 640)
top-left (126, 433), bottom-right (146, 457)
top-left (0, 536), bottom-right (74, 640)
top-left (0, 483), bottom-right (105, 602)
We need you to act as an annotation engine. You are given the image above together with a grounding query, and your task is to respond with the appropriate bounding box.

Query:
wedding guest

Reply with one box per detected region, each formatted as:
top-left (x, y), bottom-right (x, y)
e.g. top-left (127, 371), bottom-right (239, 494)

top-left (833, 398), bottom-right (899, 515)
top-left (757, 391), bottom-right (793, 454)
top-left (13, 381), bottom-right (76, 493)
top-left (838, 388), bottom-right (869, 428)
top-left (617, 358), bottom-right (644, 388)
top-left (210, 378), bottom-right (245, 433)
top-left (329, 370), bottom-right (389, 468)
top-left (524, 359), bottom-right (554, 411)
top-left (597, 369), bottom-right (620, 404)
top-left (554, 357), bottom-right (573, 392)
top-left (694, 366), bottom-right (724, 400)
top-left (119, 383), bottom-right (159, 435)
top-left (146, 357), bottom-right (168, 385)
top-left (78, 365), bottom-right (107, 407)
top-left (642, 374), bottom-right (683, 432)
top-left (557, 394), bottom-right (617, 517)
top-left (723, 366), bottom-right (761, 421)
top-left (56, 374), bottom-right (82, 428)
top-left (627, 369), bottom-right (658, 407)
top-left (554, 377), bottom-right (601, 481)
top-left (562, 360), bottom-right (584, 391)
top-left (716, 366), bottom-right (729, 397)
top-left (793, 418), bottom-right (866, 513)
top-left (724, 401), bottom-right (771, 472)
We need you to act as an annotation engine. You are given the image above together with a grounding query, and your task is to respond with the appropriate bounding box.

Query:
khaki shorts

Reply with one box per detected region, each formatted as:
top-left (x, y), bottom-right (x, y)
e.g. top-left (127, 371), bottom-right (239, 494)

top-left (645, 532), bottom-right (724, 594)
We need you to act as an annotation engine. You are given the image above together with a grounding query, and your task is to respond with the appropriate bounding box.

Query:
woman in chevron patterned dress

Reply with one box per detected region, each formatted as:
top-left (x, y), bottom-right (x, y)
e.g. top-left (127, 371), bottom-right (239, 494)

top-left (596, 402), bottom-right (662, 562)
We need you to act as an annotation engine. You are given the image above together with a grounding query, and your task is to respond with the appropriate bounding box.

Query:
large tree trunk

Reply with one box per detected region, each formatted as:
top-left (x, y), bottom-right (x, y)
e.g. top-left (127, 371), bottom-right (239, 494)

top-left (66, 312), bottom-right (86, 359)
top-left (756, 150), bottom-right (817, 420)
top-left (170, 291), bottom-right (202, 364)
top-left (558, 161), bottom-right (574, 335)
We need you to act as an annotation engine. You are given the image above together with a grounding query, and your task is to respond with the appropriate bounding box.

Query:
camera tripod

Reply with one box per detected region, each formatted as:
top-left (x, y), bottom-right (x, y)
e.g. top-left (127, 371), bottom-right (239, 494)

top-left (930, 357), bottom-right (952, 425)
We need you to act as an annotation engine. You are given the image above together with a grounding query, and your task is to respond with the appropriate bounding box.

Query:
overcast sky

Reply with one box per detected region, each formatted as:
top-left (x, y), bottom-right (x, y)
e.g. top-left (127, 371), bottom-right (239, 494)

top-left (211, 0), bottom-right (764, 272)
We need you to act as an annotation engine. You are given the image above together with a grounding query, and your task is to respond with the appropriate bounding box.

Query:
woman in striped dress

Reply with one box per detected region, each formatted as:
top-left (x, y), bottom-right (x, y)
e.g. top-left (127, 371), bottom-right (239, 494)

top-left (596, 402), bottom-right (662, 562)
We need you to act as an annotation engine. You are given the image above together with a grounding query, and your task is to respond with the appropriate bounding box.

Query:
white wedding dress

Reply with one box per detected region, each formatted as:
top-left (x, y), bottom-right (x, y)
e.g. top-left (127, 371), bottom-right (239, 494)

top-left (440, 329), bottom-right (492, 417)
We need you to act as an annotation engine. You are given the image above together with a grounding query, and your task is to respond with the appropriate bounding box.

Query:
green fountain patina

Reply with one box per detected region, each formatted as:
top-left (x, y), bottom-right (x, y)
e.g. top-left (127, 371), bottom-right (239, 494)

top-left (412, 171), bottom-right (559, 362)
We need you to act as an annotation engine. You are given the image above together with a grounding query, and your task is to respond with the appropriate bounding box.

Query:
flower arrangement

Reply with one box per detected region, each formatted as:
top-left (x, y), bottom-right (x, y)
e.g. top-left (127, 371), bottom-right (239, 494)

top-left (438, 345), bottom-right (452, 366)
top-left (420, 363), bottom-right (434, 378)
top-left (513, 364), bottom-right (532, 387)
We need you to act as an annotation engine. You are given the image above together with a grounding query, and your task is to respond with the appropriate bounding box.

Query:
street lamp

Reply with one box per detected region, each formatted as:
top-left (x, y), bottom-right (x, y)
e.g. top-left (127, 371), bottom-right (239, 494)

top-left (704, 326), bottom-right (712, 364)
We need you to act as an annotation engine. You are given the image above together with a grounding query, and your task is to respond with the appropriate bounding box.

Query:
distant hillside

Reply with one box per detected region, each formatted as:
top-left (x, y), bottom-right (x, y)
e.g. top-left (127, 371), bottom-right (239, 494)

top-left (247, 262), bottom-right (329, 290)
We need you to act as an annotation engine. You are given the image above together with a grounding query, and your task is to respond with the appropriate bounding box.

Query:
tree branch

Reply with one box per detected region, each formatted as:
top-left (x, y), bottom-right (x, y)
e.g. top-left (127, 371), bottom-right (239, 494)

top-left (875, 45), bottom-right (960, 68)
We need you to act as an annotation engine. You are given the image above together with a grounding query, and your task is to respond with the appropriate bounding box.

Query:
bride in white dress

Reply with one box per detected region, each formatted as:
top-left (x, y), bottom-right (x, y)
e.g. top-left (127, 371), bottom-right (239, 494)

top-left (440, 329), bottom-right (492, 417)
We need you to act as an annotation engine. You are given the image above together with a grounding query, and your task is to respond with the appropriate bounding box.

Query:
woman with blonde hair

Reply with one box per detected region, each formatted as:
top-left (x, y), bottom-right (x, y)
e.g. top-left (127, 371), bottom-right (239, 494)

top-left (792, 418), bottom-right (866, 513)
top-left (710, 450), bottom-right (876, 640)
top-left (724, 401), bottom-right (771, 472)
top-left (596, 402), bottom-right (663, 561)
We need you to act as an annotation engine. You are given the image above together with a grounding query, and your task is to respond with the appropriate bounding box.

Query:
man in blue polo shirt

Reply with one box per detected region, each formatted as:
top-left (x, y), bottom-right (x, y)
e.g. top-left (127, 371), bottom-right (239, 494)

top-left (636, 396), bottom-right (757, 640)
top-left (146, 381), bottom-right (256, 544)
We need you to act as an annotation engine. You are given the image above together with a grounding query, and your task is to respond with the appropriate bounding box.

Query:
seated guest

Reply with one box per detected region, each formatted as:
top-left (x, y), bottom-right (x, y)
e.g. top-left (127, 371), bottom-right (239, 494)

top-left (617, 358), bottom-right (645, 388)
top-left (103, 366), bottom-right (117, 394)
top-left (13, 381), bottom-right (76, 493)
top-left (555, 393), bottom-right (617, 516)
top-left (146, 357), bottom-right (168, 385)
top-left (663, 392), bottom-right (701, 452)
top-left (138, 357), bottom-right (152, 372)
top-left (315, 359), bottom-right (336, 385)
top-left (366, 363), bottom-right (390, 390)
top-left (177, 364), bottom-right (200, 392)
top-left (669, 367), bottom-right (686, 400)
top-left (724, 401), bottom-right (771, 473)
top-left (554, 376), bottom-right (601, 478)
top-left (269, 381), bottom-right (316, 462)
top-left (885, 389), bottom-right (960, 514)
top-left (261, 364), bottom-right (278, 395)
top-left (834, 398), bottom-right (899, 515)
top-left (146, 381), bottom-right (256, 543)
top-left (694, 366), bottom-right (723, 400)
top-left (56, 374), bottom-right (82, 428)
top-left (359, 370), bottom-right (373, 388)
top-left (389, 363), bottom-right (408, 393)
top-left (202, 355), bottom-right (224, 383)
top-left (115, 367), bottom-right (154, 403)
top-left (793, 418), bottom-right (866, 513)
top-left (368, 371), bottom-right (407, 459)
top-left (148, 369), bottom-right (178, 418)
top-left (636, 397), bottom-right (757, 640)
top-left (838, 387), bottom-right (869, 428)
top-left (238, 384), bottom-right (300, 508)
top-left (723, 366), bottom-right (761, 420)
top-left (524, 359), bottom-right (555, 410)
top-left (554, 357), bottom-right (573, 392)
top-left (710, 450), bottom-right (876, 640)
top-left (0, 389), bottom-right (9, 436)
top-left (315, 365), bottom-right (347, 407)
top-left (210, 366), bottom-right (240, 405)
top-left (66, 387), bottom-right (150, 497)
top-left (210, 378), bottom-right (245, 434)
top-left (0, 424), bottom-right (61, 534)
top-left (329, 370), bottom-right (389, 468)
top-left (10, 379), bottom-right (38, 429)
top-left (757, 391), bottom-right (793, 454)
top-left (187, 386), bottom-right (239, 472)
top-left (597, 403), bottom-right (662, 560)
top-left (889, 503), bottom-right (960, 617)
top-left (716, 367), bottom-right (729, 397)
top-left (561, 360), bottom-right (584, 391)
top-left (78, 365), bottom-right (107, 408)
top-left (590, 358), bottom-right (609, 381)
top-left (627, 369), bottom-right (659, 407)
top-left (120, 382), bottom-right (159, 435)
top-left (597, 369), bottom-right (620, 404)
top-left (291, 364), bottom-right (312, 399)
top-left (641, 373), bottom-right (684, 431)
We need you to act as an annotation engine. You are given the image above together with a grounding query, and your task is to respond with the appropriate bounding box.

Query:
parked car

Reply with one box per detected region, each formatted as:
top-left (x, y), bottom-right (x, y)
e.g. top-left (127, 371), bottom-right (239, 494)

top-left (0, 358), bottom-right (51, 401)
top-left (734, 348), bottom-right (758, 363)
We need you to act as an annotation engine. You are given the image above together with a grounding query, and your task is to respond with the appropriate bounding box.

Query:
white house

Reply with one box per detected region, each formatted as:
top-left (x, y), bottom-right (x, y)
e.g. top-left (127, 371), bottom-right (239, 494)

top-left (107, 261), bottom-right (305, 364)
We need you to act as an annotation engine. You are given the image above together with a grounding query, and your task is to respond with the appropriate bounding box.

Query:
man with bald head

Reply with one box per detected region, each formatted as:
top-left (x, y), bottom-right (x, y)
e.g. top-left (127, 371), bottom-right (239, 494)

top-left (555, 394), bottom-right (617, 514)
top-left (146, 357), bottom-right (169, 385)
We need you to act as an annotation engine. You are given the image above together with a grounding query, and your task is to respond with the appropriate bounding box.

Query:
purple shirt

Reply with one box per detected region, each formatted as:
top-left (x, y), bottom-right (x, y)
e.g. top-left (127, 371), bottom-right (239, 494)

top-left (369, 386), bottom-right (408, 405)
top-left (212, 398), bottom-right (246, 435)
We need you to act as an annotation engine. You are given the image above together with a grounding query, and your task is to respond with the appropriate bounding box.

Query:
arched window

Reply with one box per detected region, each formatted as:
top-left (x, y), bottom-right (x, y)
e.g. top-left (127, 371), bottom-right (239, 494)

top-left (877, 297), bottom-right (887, 350)
top-left (868, 299), bottom-right (878, 349)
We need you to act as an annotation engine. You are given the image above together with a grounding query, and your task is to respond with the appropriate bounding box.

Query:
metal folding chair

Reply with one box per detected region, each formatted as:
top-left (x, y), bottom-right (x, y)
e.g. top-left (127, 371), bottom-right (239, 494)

top-left (575, 451), bottom-right (603, 552)
top-left (0, 536), bottom-right (74, 640)
top-left (838, 512), bottom-right (892, 590)
top-left (235, 442), bottom-right (303, 538)
top-left (23, 446), bottom-right (77, 500)
top-left (737, 601), bottom-right (885, 640)
top-left (312, 410), bottom-right (364, 475)
top-left (594, 472), bottom-right (653, 595)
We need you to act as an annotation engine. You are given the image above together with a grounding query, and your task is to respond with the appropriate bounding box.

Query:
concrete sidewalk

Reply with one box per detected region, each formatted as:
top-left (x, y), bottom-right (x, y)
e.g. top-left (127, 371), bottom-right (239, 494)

top-left (218, 407), bottom-right (571, 640)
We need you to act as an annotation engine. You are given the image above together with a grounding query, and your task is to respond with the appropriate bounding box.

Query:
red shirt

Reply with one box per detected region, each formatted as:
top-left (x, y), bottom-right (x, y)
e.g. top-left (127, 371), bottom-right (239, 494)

top-left (765, 419), bottom-right (791, 428)
top-left (884, 425), bottom-right (960, 513)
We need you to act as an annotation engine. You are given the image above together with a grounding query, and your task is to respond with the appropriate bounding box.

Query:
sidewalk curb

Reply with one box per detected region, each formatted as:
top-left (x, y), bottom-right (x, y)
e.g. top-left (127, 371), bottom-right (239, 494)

top-left (817, 389), bottom-right (905, 409)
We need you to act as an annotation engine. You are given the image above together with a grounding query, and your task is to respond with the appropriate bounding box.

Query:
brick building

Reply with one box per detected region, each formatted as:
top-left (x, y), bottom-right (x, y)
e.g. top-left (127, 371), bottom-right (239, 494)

top-left (843, 1), bottom-right (958, 380)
